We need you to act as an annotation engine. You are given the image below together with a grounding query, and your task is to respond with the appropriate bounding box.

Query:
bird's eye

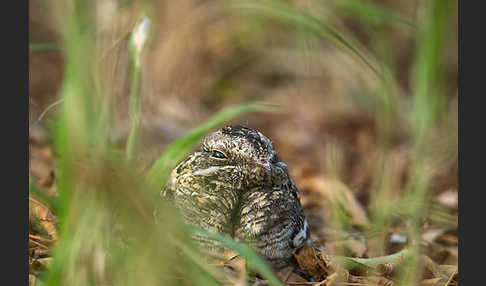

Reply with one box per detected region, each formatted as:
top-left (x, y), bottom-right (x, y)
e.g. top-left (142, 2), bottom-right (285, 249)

top-left (211, 150), bottom-right (227, 159)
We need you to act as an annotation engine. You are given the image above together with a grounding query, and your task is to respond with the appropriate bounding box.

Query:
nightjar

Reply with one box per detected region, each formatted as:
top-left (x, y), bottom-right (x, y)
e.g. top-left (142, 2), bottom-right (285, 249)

top-left (161, 125), bottom-right (311, 269)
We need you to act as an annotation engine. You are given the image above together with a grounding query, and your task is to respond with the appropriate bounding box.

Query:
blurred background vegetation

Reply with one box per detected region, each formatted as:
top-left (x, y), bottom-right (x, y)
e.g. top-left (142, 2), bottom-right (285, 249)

top-left (29, 0), bottom-right (457, 285)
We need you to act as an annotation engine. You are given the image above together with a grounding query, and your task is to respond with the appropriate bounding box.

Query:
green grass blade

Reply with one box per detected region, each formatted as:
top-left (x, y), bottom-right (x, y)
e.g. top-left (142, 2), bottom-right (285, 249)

top-left (168, 234), bottom-right (224, 283)
top-left (43, 0), bottom-right (105, 284)
top-left (335, 0), bottom-right (416, 29)
top-left (193, 227), bottom-right (283, 286)
top-left (398, 1), bottom-right (455, 285)
top-left (412, 0), bottom-right (454, 142)
top-left (332, 248), bottom-right (411, 270)
top-left (146, 102), bottom-right (278, 191)
top-left (30, 43), bottom-right (60, 52)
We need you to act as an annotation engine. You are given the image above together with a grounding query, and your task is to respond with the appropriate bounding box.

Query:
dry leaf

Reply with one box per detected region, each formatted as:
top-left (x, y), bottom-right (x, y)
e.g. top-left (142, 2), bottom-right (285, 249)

top-left (293, 245), bottom-right (338, 281)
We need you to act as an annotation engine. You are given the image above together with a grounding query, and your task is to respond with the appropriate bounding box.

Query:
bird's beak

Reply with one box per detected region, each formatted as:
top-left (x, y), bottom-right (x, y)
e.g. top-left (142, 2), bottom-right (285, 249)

top-left (255, 159), bottom-right (287, 172)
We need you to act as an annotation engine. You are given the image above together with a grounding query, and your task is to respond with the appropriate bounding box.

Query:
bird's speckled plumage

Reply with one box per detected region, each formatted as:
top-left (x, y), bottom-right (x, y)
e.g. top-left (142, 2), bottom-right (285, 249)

top-left (161, 125), bottom-right (311, 269)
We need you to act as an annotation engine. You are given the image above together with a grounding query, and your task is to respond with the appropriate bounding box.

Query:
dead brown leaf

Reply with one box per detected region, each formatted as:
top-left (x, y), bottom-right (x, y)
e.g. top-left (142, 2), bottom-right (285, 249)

top-left (294, 245), bottom-right (333, 281)
top-left (293, 245), bottom-right (349, 283)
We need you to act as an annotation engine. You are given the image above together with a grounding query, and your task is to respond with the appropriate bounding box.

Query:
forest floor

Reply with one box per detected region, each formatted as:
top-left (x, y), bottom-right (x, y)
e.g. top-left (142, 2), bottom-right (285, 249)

top-left (29, 0), bottom-right (457, 285)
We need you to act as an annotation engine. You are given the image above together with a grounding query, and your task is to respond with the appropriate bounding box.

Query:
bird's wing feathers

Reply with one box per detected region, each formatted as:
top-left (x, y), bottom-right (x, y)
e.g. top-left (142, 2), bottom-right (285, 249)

top-left (235, 184), bottom-right (309, 267)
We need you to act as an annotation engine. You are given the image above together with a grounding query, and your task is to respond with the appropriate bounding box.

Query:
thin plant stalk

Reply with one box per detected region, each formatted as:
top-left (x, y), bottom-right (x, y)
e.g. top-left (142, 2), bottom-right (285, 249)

top-left (45, 0), bottom-right (101, 284)
top-left (126, 16), bottom-right (151, 165)
top-left (398, 0), bottom-right (454, 285)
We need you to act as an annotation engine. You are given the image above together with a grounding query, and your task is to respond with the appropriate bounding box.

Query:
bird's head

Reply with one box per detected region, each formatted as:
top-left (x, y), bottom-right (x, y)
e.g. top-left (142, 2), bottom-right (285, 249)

top-left (183, 125), bottom-right (290, 190)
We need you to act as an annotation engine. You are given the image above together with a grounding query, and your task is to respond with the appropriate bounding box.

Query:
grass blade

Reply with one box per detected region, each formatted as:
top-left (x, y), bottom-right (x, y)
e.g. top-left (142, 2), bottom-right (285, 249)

top-left (398, 1), bottom-right (455, 285)
top-left (30, 43), bottom-right (60, 52)
top-left (193, 227), bottom-right (284, 286)
top-left (335, 0), bottom-right (416, 29)
top-left (332, 248), bottom-right (411, 271)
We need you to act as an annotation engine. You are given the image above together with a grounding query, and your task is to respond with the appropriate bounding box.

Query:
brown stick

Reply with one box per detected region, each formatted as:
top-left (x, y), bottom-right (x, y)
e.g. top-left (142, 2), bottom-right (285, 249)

top-left (29, 239), bottom-right (49, 249)
top-left (29, 233), bottom-right (55, 243)
top-left (443, 267), bottom-right (457, 286)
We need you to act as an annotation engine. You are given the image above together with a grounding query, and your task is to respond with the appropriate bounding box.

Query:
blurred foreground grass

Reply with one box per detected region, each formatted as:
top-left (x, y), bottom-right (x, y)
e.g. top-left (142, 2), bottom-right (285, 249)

top-left (29, 0), bottom-right (457, 285)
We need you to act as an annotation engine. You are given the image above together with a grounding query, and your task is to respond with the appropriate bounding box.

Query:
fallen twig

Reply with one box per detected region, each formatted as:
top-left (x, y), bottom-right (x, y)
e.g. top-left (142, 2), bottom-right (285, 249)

top-left (29, 239), bottom-right (49, 249)
top-left (29, 233), bottom-right (55, 243)
top-left (443, 267), bottom-right (457, 286)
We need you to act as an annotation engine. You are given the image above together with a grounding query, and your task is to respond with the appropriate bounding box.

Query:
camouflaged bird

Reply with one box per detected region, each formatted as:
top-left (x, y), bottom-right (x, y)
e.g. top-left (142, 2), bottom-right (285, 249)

top-left (161, 125), bottom-right (311, 269)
